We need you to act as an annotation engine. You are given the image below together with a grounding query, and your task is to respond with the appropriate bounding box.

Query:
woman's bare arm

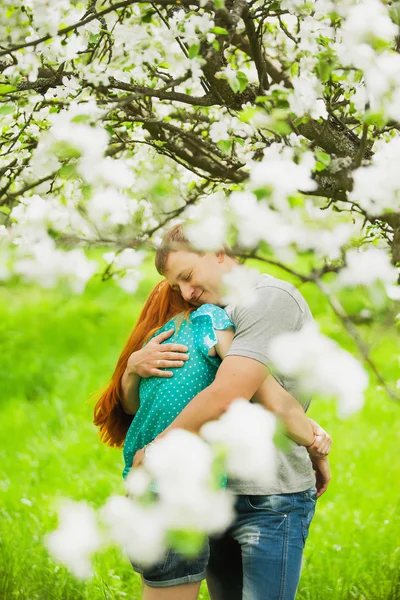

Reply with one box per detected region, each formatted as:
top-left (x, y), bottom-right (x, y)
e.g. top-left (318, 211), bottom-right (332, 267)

top-left (215, 328), bottom-right (314, 446)
top-left (254, 376), bottom-right (314, 446)
top-left (120, 368), bottom-right (141, 415)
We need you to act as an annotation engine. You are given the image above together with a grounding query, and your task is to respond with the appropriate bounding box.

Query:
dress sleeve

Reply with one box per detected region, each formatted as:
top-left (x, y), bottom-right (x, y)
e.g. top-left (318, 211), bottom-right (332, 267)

top-left (190, 304), bottom-right (234, 358)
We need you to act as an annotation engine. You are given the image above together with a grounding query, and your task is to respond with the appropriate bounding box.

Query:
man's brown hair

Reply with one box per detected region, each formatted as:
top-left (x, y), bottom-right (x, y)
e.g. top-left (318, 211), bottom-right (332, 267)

top-left (155, 223), bottom-right (235, 275)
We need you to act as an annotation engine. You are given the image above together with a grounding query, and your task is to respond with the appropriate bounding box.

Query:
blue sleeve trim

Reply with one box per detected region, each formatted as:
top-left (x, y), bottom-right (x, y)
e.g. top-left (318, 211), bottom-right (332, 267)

top-left (191, 304), bottom-right (234, 331)
top-left (190, 304), bottom-right (234, 360)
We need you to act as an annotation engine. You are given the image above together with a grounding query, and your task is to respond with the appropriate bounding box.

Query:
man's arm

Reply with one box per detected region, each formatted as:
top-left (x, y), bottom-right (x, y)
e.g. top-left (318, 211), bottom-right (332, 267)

top-left (157, 355), bottom-right (270, 435)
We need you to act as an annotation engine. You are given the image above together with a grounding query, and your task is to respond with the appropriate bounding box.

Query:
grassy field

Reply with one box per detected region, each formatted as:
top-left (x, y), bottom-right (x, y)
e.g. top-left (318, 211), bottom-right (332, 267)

top-left (0, 259), bottom-right (399, 600)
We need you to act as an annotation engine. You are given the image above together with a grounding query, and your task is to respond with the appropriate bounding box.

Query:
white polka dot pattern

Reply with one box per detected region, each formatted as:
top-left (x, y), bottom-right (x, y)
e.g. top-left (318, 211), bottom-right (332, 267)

top-left (122, 304), bottom-right (234, 478)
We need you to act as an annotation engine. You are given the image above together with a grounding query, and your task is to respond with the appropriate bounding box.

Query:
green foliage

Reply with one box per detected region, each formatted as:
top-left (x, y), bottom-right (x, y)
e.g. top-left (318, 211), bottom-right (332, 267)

top-left (0, 264), bottom-right (399, 599)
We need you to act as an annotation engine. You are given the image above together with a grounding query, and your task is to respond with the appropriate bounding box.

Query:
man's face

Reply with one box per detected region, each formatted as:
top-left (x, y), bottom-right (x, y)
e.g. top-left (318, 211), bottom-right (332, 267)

top-left (164, 250), bottom-right (226, 306)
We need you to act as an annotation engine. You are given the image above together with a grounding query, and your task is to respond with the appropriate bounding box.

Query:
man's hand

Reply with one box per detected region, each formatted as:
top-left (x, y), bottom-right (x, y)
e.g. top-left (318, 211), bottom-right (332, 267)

top-left (126, 329), bottom-right (189, 379)
top-left (306, 418), bottom-right (332, 459)
top-left (311, 456), bottom-right (331, 498)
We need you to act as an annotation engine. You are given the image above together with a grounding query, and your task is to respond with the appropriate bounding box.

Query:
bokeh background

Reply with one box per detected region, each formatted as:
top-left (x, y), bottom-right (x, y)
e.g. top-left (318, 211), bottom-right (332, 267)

top-left (1, 255), bottom-right (399, 600)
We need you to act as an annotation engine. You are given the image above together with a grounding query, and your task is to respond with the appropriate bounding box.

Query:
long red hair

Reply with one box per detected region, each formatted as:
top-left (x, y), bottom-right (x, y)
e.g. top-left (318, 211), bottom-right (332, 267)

top-left (93, 279), bottom-right (194, 448)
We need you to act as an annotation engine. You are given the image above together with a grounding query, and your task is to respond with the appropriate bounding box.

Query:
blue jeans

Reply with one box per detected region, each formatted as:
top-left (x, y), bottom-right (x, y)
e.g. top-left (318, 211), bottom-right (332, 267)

top-left (206, 487), bottom-right (317, 600)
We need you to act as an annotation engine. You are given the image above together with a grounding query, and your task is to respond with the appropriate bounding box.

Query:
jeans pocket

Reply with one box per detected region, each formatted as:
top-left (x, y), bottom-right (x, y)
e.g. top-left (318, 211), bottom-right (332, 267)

top-left (246, 494), bottom-right (294, 515)
top-left (301, 489), bottom-right (317, 544)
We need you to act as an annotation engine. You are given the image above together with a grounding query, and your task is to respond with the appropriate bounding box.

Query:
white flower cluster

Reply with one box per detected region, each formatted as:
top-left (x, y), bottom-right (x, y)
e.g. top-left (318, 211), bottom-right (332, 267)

top-left (221, 265), bottom-right (261, 308)
top-left (103, 249), bottom-right (146, 294)
top-left (45, 501), bottom-right (103, 579)
top-left (46, 400), bottom-right (278, 577)
top-left (338, 247), bottom-right (398, 288)
top-left (248, 143), bottom-right (317, 208)
top-left (184, 192), bottom-right (228, 251)
top-left (336, 0), bottom-right (400, 122)
top-left (268, 323), bottom-right (369, 418)
top-left (349, 137), bottom-right (400, 213)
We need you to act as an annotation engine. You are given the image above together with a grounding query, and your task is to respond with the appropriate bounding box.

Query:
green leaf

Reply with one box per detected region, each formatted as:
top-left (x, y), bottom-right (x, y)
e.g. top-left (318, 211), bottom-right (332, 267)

top-left (166, 529), bottom-right (207, 557)
top-left (188, 44), bottom-right (200, 59)
top-left (214, 0), bottom-right (225, 8)
top-left (71, 114), bottom-right (91, 123)
top-left (228, 77), bottom-right (240, 94)
top-left (89, 33), bottom-right (100, 44)
top-left (315, 151), bottom-right (331, 166)
top-left (236, 71), bottom-right (248, 93)
top-left (211, 26), bottom-right (229, 35)
top-left (255, 95), bottom-right (270, 104)
top-left (6, 6), bottom-right (15, 18)
top-left (0, 104), bottom-right (15, 115)
top-left (52, 141), bottom-right (81, 161)
top-left (0, 206), bottom-right (11, 215)
top-left (0, 84), bottom-right (16, 95)
top-left (58, 164), bottom-right (78, 179)
top-left (254, 186), bottom-right (273, 200)
top-left (212, 39), bottom-right (220, 51)
top-left (142, 9), bottom-right (155, 23)
top-left (363, 111), bottom-right (386, 128)
top-left (239, 106), bottom-right (257, 123)
top-left (217, 139), bottom-right (232, 154)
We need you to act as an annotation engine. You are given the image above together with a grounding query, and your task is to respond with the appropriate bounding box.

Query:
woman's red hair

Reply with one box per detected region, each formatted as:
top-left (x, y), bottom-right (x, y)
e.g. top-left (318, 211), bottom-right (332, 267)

top-left (93, 279), bottom-right (194, 448)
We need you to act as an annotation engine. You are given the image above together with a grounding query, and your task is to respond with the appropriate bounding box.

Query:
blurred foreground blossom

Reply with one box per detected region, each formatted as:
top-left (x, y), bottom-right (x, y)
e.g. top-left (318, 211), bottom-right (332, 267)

top-left (13, 237), bottom-right (97, 293)
top-left (268, 324), bottom-right (369, 418)
top-left (221, 265), bottom-right (260, 308)
top-left (184, 192), bottom-right (227, 251)
top-left (102, 496), bottom-right (166, 566)
top-left (45, 501), bottom-right (102, 579)
top-left (144, 430), bottom-right (235, 534)
top-left (338, 248), bottom-right (398, 289)
top-left (201, 399), bottom-right (277, 486)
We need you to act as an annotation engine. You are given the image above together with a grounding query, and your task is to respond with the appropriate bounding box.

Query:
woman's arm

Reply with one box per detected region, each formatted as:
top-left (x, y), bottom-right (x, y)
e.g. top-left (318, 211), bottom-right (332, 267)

top-left (120, 368), bottom-right (141, 415)
top-left (215, 329), bottom-right (314, 447)
top-left (254, 376), bottom-right (314, 446)
top-left (214, 328), bottom-right (235, 359)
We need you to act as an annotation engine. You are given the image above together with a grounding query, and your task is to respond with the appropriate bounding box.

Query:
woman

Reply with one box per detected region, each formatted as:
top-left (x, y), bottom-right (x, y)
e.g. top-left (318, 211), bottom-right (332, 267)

top-left (94, 279), bottom-right (317, 600)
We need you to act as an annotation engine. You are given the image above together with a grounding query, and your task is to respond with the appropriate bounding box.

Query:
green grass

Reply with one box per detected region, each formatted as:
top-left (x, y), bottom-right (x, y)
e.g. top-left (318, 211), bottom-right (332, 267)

top-left (0, 262), bottom-right (399, 600)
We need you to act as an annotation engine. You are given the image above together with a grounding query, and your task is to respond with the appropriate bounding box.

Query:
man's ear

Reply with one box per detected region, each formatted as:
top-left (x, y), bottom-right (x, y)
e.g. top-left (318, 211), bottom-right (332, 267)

top-left (215, 251), bottom-right (225, 263)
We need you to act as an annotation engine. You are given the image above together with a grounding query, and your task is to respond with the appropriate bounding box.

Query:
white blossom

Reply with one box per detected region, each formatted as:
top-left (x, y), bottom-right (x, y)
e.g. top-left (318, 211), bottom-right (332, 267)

top-left (288, 75), bottom-right (328, 119)
top-left (45, 500), bottom-right (103, 579)
top-left (221, 265), bottom-right (260, 308)
top-left (338, 247), bottom-right (398, 288)
top-left (101, 496), bottom-right (166, 566)
top-left (268, 323), bottom-right (369, 418)
top-left (350, 137), bottom-right (400, 213)
top-left (184, 192), bottom-right (228, 251)
top-left (248, 144), bottom-right (317, 208)
top-left (201, 400), bottom-right (277, 485)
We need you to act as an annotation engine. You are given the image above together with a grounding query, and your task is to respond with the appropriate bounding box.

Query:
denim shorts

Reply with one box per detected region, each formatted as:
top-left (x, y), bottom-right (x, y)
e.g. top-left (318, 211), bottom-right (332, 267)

top-left (131, 541), bottom-right (209, 588)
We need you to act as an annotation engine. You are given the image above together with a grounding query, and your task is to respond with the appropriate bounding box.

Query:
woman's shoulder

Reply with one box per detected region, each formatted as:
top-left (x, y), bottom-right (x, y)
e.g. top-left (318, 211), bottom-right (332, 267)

top-left (190, 304), bottom-right (234, 330)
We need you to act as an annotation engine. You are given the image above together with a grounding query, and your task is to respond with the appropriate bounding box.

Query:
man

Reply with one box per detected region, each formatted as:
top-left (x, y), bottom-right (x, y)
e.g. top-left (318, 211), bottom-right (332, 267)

top-left (122, 223), bottom-right (332, 600)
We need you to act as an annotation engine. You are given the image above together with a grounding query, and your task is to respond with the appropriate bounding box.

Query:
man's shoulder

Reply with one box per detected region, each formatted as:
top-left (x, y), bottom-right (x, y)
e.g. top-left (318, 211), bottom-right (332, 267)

top-left (226, 274), bottom-right (311, 323)
top-left (254, 275), bottom-right (309, 311)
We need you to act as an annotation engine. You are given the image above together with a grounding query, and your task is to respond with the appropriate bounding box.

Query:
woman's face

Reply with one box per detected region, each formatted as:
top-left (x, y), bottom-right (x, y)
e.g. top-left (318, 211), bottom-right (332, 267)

top-left (164, 250), bottom-right (227, 307)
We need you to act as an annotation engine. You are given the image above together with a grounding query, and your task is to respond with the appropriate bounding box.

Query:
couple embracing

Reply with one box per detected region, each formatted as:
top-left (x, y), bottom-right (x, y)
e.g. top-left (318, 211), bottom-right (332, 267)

top-left (94, 223), bottom-right (332, 600)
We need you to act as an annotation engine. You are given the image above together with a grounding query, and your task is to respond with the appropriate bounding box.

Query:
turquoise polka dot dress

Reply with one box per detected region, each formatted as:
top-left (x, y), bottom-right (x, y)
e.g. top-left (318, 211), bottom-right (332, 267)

top-left (122, 304), bottom-right (234, 479)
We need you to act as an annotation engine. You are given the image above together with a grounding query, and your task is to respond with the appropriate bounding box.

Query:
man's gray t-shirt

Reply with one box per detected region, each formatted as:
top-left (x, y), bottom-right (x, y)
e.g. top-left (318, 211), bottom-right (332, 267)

top-left (224, 274), bottom-right (316, 495)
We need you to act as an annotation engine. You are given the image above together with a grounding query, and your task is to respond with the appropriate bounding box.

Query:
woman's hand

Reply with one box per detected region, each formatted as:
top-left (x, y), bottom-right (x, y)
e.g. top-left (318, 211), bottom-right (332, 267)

top-left (126, 328), bottom-right (189, 379)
